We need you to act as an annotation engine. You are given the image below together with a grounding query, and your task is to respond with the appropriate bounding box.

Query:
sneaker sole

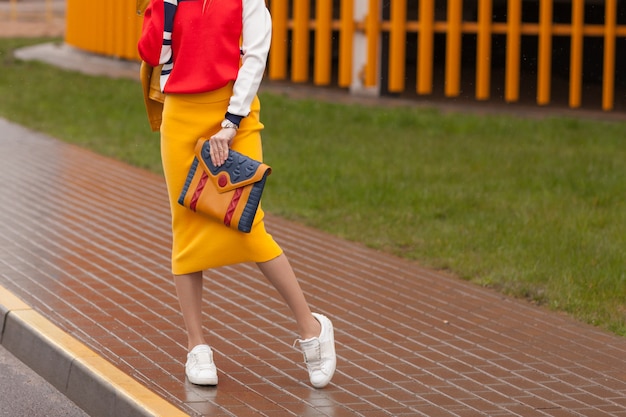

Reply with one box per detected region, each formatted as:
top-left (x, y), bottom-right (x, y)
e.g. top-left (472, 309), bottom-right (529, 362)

top-left (187, 375), bottom-right (218, 386)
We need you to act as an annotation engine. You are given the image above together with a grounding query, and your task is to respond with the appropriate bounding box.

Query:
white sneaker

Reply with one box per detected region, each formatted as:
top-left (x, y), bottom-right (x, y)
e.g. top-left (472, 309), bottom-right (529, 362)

top-left (185, 344), bottom-right (218, 385)
top-left (296, 313), bottom-right (337, 388)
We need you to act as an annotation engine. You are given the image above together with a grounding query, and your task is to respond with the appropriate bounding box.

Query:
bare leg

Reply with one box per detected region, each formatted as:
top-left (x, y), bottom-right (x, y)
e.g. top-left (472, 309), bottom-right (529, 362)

top-left (257, 253), bottom-right (321, 339)
top-left (174, 272), bottom-right (208, 350)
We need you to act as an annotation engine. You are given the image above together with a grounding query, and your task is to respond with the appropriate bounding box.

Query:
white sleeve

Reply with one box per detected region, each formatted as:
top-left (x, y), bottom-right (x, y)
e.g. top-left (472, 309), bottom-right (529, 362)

top-left (227, 0), bottom-right (272, 117)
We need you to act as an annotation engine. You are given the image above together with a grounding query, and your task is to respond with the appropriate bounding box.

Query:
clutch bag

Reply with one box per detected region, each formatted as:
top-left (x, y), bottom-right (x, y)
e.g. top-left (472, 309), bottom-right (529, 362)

top-left (178, 138), bottom-right (272, 233)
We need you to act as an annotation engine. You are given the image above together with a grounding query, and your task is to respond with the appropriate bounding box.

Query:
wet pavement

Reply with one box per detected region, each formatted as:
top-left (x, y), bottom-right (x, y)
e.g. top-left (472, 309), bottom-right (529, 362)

top-left (2, 117), bottom-right (626, 417)
top-left (2, 2), bottom-right (626, 417)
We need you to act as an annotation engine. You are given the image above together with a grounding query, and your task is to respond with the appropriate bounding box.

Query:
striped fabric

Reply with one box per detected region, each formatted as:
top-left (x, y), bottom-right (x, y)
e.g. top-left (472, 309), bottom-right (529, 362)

top-left (159, 0), bottom-right (178, 91)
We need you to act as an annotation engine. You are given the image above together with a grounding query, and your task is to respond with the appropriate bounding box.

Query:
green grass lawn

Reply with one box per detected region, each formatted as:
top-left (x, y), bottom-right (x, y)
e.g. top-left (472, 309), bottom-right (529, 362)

top-left (2, 38), bottom-right (626, 336)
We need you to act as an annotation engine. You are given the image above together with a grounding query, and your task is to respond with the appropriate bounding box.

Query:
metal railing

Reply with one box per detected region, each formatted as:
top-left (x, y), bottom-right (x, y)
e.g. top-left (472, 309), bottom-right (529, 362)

top-left (64, 0), bottom-right (143, 59)
top-left (266, 0), bottom-right (626, 111)
top-left (62, 0), bottom-right (625, 112)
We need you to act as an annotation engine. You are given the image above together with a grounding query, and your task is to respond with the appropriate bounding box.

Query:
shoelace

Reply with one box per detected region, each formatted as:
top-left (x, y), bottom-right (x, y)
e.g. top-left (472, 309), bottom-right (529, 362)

top-left (295, 338), bottom-right (322, 371)
top-left (189, 350), bottom-right (214, 369)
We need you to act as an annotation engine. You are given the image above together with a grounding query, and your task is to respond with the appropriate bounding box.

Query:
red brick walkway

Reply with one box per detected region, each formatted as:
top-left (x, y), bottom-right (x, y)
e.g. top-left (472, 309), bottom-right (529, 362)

top-left (3, 4), bottom-right (626, 416)
top-left (2, 117), bottom-right (626, 417)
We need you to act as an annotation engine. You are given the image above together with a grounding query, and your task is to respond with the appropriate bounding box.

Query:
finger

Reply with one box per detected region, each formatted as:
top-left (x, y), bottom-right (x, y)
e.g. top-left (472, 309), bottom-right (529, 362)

top-left (214, 147), bottom-right (228, 167)
top-left (210, 146), bottom-right (220, 166)
top-left (219, 149), bottom-right (228, 166)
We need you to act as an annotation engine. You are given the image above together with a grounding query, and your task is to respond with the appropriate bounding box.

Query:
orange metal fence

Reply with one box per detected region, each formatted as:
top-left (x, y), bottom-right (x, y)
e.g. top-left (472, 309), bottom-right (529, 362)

top-left (63, 0), bottom-right (626, 111)
top-left (266, 0), bottom-right (625, 111)
top-left (64, 0), bottom-right (143, 60)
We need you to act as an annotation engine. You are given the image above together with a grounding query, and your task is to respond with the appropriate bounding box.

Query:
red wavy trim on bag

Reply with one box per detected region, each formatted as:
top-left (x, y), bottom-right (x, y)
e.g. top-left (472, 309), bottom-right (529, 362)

top-left (190, 172), bottom-right (209, 211)
top-left (224, 188), bottom-right (243, 227)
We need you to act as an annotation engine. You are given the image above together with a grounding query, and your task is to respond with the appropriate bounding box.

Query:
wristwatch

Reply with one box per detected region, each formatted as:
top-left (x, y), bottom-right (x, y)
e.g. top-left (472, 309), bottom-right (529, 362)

top-left (221, 119), bottom-right (239, 130)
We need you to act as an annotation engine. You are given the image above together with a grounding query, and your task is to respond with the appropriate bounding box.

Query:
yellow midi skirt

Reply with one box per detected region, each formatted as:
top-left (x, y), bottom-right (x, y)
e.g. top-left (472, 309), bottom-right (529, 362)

top-left (160, 83), bottom-right (283, 275)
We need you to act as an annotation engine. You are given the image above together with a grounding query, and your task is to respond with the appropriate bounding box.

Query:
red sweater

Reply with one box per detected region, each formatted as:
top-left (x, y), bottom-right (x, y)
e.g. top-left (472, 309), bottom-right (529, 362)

top-left (138, 0), bottom-right (243, 95)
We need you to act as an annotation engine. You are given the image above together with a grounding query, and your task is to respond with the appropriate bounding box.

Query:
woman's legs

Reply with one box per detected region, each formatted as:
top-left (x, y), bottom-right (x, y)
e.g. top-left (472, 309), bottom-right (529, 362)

top-left (258, 253), bottom-right (337, 388)
top-left (175, 255), bottom-right (319, 344)
top-left (174, 272), bottom-right (208, 350)
top-left (257, 253), bottom-right (320, 340)
top-left (174, 254), bottom-right (335, 387)
top-left (175, 271), bottom-right (218, 385)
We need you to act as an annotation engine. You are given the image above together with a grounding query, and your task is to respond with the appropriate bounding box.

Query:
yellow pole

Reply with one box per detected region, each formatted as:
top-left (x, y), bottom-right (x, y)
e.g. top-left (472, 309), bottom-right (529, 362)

top-left (505, 0), bottom-right (521, 103)
top-left (389, 0), bottom-right (407, 92)
top-left (417, 0), bottom-right (434, 95)
top-left (602, 0), bottom-right (617, 111)
top-left (104, 1), bottom-right (115, 55)
top-left (292, 0), bottom-right (310, 83)
top-left (64, 0), bottom-right (81, 49)
top-left (365, 0), bottom-right (380, 87)
top-left (476, 0), bottom-right (492, 100)
top-left (46, 0), bottom-right (53, 22)
top-left (268, 0), bottom-right (288, 80)
top-left (338, 0), bottom-right (354, 87)
top-left (314, 0), bottom-right (333, 85)
top-left (10, 0), bottom-right (17, 21)
top-left (569, 0), bottom-right (584, 108)
top-left (445, 0), bottom-right (463, 97)
top-left (65, 0), bottom-right (75, 45)
top-left (537, 0), bottom-right (552, 106)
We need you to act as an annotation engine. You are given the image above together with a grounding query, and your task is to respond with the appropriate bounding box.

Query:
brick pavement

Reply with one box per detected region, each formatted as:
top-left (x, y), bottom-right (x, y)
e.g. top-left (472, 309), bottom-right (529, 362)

top-left (2, 117), bottom-right (626, 417)
top-left (3, 4), bottom-right (626, 417)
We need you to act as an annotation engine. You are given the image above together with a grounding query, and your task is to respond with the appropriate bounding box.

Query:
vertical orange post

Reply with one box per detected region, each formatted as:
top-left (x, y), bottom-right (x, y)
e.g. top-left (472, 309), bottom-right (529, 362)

top-left (66, 0), bottom-right (78, 47)
top-left (445, 0), bottom-right (463, 97)
top-left (389, 0), bottom-right (407, 92)
top-left (268, 0), bottom-right (288, 80)
top-left (90, 2), bottom-right (99, 51)
top-left (92, 1), bottom-right (105, 54)
top-left (602, 0), bottom-right (617, 111)
top-left (75, 0), bottom-right (153, 61)
top-left (537, 0), bottom-right (553, 106)
top-left (117, 1), bottom-right (128, 56)
top-left (417, 0), bottom-right (434, 95)
top-left (338, 0), bottom-right (354, 87)
top-left (125, 0), bottom-right (142, 60)
top-left (110, 0), bottom-right (142, 60)
top-left (129, 2), bottom-right (144, 60)
top-left (64, 0), bottom-right (77, 44)
top-left (9, 0), bottom-right (16, 20)
top-left (476, 0), bottom-right (492, 100)
top-left (569, 0), bottom-right (584, 108)
top-left (505, 0), bottom-right (521, 103)
top-left (79, 0), bottom-right (90, 48)
top-left (292, 0), bottom-right (310, 83)
top-left (365, 0), bottom-right (380, 87)
top-left (103, 2), bottom-right (111, 55)
top-left (314, 0), bottom-right (333, 85)
top-left (65, 0), bottom-right (90, 51)
top-left (134, 5), bottom-right (145, 53)
top-left (45, 0), bottom-right (53, 22)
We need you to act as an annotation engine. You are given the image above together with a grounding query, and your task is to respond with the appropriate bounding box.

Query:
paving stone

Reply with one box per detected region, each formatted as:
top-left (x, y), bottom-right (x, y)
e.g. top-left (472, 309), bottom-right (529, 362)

top-left (2, 117), bottom-right (626, 416)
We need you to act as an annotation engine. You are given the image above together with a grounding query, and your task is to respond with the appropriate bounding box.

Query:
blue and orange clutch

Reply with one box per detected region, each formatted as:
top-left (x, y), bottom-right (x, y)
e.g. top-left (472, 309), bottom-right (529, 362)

top-left (178, 138), bottom-right (271, 233)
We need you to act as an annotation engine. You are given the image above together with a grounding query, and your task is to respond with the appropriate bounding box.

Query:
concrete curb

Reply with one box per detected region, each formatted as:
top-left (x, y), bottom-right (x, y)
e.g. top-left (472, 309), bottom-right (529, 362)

top-left (0, 285), bottom-right (188, 417)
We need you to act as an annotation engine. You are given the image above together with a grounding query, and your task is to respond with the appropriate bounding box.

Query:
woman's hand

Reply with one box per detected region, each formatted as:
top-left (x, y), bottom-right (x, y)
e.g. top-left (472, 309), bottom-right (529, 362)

top-left (209, 128), bottom-right (236, 167)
